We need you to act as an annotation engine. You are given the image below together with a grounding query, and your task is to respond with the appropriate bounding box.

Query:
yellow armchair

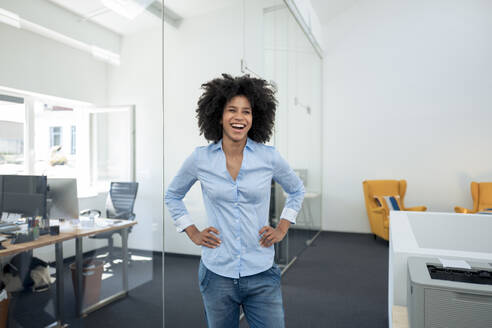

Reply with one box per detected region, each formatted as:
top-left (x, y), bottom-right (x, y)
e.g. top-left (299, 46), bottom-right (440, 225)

top-left (455, 182), bottom-right (492, 214)
top-left (362, 180), bottom-right (427, 241)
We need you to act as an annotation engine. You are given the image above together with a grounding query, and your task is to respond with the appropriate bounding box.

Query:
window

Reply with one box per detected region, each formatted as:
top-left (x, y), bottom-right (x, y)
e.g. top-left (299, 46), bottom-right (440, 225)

top-left (90, 106), bottom-right (135, 190)
top-left (0, 90), bottom-right (135, 194)
top-left (0, 99), bottom-right (25, 174)
top-left (49, 126), bottom-right (62, 147)
top-left (71, 125), bottom-right (76, 155)
top-left (35, 102), bottom-right (81, 179)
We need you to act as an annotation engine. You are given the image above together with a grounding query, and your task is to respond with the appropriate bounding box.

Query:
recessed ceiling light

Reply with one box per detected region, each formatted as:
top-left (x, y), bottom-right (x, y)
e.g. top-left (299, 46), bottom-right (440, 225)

top-left (0, 7), bottom-right (120, 67)
top-left (101, 0), bottom-right (153, 20)
top-left (0, 8), bottom-right (21, 28)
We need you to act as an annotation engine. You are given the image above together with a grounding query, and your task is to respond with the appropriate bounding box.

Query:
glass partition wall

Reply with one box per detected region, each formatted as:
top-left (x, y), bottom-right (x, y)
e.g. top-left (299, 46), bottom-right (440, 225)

top-left (259, 0), bottom-right (323, 268)
top-left (0, 0), bottom-right (162, 326)
top-left (164, 0), bottom-right (322, 325)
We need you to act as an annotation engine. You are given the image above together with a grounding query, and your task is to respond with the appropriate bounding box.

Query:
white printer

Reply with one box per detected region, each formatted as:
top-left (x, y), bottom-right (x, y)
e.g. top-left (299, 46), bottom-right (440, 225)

top-left (407, 257), bottom-right (492, 328)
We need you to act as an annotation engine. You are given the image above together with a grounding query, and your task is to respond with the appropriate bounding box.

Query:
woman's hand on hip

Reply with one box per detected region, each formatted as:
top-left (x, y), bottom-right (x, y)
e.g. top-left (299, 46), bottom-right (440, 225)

top-left (185, 225), bottom-right (221, 248)
top-left (259, 220), bottom-right (290, 247)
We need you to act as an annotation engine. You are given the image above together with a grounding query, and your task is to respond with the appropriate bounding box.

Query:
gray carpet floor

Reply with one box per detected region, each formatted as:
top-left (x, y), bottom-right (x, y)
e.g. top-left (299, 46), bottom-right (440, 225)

top-left (277, 231), bottom-right (389, 328)
top-left (165, 231), bottom-right (389, 328)
top-left (5, 231), bottom-right (389, 327)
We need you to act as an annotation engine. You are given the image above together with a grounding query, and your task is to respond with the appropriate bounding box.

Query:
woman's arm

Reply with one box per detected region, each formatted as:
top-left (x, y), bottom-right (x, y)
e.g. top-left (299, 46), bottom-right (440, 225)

top-left (272, 150), bottom-right (305, 224)
top-left (164, 150), bottom-right (199, 232)
top-left (164, 149), bottom-right (221, 248)
top-left (259, 150), bottom-right (305, 247)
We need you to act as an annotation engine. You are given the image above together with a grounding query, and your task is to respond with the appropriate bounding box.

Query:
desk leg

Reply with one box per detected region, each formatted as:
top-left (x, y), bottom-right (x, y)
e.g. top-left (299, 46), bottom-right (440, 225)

top-left (75, 237), bottom-right (83, 317)
top-left (55, 242), bottom-right (64, 324)
top-left (299, 205), bottom-right (307, 227)
top-left (121, 228), bottom-right (129, 292)
top-left (306, 200), bottom-right (314, 228)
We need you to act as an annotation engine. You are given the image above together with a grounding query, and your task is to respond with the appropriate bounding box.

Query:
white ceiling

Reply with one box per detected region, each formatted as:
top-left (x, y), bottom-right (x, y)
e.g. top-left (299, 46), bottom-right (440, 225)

top-left (163, 0), bottom-right (360, 28)
top-left (45, 0), bottom-right (359, 36)
top-left (48, 0), bottom-right (161, 35)
top-left (164, 0), bottom-right (233, 19)
top-left (310, 0), bottom-right (359, 26)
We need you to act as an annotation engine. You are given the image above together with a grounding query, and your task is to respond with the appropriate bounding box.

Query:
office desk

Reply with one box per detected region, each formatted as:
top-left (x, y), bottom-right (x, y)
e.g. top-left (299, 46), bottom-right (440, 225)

top-left (0, 218), bottom-right (137, 326)
top-left (0, 231), bottom-right (74, 327)
top-left (0, 232), bottom-right (74, 256)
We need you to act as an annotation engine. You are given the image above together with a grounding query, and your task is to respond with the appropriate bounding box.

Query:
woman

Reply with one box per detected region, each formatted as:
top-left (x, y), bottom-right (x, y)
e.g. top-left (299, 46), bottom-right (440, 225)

top-left (165, 74), bottom-right (304, 328)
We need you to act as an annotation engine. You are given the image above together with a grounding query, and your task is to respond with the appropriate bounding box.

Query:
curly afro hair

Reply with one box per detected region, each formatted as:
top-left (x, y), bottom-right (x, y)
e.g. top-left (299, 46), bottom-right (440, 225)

top-left (196, 74), bottom-right (277, 144)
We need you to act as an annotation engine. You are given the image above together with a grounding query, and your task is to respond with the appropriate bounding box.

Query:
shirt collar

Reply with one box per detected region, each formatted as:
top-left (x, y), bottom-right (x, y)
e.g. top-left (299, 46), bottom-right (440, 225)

top-left (210, 140), bottom-right (222, 152)
top-left (245, 138), bottom-right (256, 151)
top-left (210, 138), bottom-right (256, 152)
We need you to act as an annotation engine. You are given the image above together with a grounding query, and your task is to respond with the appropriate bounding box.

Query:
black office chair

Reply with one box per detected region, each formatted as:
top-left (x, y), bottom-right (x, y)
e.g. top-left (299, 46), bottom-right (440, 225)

top-left (80, 182), bottom-right (138, 262)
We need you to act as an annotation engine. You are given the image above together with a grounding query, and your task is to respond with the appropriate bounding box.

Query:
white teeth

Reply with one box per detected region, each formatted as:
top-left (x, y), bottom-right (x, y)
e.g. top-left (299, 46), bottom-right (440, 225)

top-left (231, 124), bottom-right (245, 128)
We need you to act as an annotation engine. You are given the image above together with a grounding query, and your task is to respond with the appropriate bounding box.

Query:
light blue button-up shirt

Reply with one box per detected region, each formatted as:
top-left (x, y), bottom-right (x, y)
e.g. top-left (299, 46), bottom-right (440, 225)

top-left (164, 138), bottom-right (305, 278)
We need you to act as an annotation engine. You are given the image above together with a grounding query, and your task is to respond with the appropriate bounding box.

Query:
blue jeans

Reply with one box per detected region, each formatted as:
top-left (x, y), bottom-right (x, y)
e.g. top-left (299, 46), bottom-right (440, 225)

top-left (198, 260), bottom-right (285, 328)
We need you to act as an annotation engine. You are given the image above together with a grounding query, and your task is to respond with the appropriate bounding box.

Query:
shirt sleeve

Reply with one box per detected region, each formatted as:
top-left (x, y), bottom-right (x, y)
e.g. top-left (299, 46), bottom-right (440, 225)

top-left (272, 149), bottom-right (305, 224)
top-left (164, 149), bottom-right (198, 232)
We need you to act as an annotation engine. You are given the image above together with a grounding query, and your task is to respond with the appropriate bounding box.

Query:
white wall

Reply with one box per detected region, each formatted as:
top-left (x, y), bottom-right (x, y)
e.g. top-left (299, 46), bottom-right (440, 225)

top-left (163, 1), bottom-right (244, 255)
top-left (264, 5), bottom-right (323, 229)
top-left (0, 0), bottom-right (120, 104)
top-left (0, 0), bottom-right (120, 53)
top-left (321, 0), bottom-right (492, 233)
top-left (0, 24), bottom-right (109, 104)
top-left (108, 27), bottom-right (163, 252)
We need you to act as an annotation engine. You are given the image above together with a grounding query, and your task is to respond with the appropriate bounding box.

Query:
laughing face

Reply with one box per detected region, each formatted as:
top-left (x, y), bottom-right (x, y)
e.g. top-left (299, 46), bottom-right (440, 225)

top-left (221, 95), bottom-right (252, 144)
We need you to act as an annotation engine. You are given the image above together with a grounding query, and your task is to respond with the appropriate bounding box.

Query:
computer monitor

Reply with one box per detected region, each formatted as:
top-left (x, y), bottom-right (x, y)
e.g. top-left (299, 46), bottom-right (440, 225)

top-left (0, 175), bottom-right (48, 219)
top-left (47, 178), bottom-right (79, 219)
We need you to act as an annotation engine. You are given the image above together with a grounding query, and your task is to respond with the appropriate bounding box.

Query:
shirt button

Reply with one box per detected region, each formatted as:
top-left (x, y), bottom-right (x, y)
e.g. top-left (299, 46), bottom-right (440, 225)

top-left (236, 237), bottom-right (240, 241)
top-left (237, 255), bottom-right (240, 258)
top-left (235, 202), bottom-right (238, 206)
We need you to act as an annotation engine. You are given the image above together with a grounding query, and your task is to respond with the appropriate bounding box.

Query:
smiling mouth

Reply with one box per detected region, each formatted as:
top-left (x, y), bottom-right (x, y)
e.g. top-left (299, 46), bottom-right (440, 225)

top-left (231, 123), bottom-right (246, 131)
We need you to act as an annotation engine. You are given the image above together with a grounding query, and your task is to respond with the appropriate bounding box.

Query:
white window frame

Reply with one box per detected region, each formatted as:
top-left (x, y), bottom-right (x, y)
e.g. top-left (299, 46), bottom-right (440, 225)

top-left (70, 125), bottom-right (76, 155)
top-left (0, 87), bottom-right (136, 196)
top-left (87, 105), bottom-right (136, 191)
top-left (49, 126), bottom-right (62, 148)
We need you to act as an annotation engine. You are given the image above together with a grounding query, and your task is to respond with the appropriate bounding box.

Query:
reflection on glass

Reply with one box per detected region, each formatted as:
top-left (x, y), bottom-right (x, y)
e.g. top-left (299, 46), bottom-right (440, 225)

top-left (91, 108), bottom-right (134, 190)
top-left (262, 1), bottom-right (323, 267)
top-left (34, 102), bottom-right (79, 179)
top-left (0, 0), bottom-right (161, 326)
top-left (0, 100), bottom-right (25, 174)
top-left (163, 0), bottom-right (322, 325)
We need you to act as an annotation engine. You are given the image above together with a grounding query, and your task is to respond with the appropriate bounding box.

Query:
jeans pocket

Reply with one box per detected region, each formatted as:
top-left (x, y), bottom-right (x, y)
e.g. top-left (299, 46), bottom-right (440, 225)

top-left (268, 264), bottom-right (282, 284)
top-left (198, 260), bottom-right (211, 293)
